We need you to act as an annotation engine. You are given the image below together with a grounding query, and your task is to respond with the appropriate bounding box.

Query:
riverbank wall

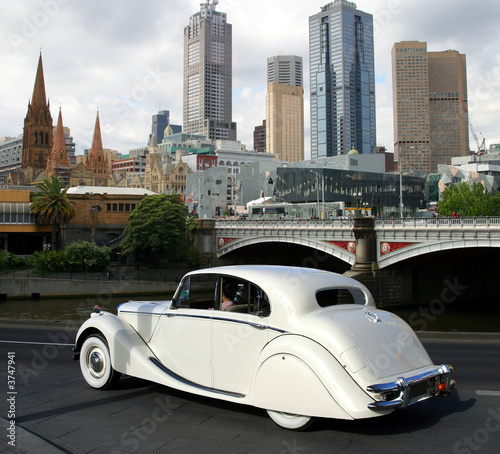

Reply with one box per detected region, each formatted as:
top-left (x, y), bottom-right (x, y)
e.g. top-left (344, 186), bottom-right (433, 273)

top-left (0, 270), bottom-right (184, 300)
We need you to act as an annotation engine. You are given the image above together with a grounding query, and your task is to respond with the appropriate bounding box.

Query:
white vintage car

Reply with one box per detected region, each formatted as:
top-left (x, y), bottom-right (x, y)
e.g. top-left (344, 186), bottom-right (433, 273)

top-left (73, 265), bottom-right (454, 430)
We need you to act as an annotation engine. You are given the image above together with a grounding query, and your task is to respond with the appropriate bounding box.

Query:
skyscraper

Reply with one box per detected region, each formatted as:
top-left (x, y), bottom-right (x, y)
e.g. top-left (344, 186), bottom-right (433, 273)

top-left (392, 41), bottom-right (469, 172)
top-left (267, 55), bottom-right (303, 87)
top-left (150, 110), bottom-right (181, 145)
top-left (183, 0), bottom-right (236, 141)
top-left (266, 55), bottom-right (304, 162)
top-left (309, 1), bottom-right (376, 158)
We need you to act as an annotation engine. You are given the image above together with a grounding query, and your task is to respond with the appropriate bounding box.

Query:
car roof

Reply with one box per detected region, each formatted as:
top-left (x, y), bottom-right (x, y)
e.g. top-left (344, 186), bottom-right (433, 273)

top-left (184, 265), bottom-right (373, 313)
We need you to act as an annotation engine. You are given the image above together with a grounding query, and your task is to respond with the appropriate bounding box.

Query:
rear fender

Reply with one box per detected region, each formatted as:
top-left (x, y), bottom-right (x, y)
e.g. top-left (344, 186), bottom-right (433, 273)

top-left (252, 335), bottom-right (390, 420)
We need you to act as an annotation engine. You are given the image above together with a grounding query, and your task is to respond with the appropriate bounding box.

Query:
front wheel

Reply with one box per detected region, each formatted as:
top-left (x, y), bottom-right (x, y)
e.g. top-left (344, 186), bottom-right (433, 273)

top-left (80, 335), bottom-right (121, 389)
top-left (267, 410), bottom-right (314, 430)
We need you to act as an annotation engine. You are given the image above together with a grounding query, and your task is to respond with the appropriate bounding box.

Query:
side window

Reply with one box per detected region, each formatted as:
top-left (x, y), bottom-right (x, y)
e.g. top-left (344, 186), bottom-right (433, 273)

top-left (218, 276), bottom-right (271, 317)
top-left (174, 275), bottom-right (216, 310)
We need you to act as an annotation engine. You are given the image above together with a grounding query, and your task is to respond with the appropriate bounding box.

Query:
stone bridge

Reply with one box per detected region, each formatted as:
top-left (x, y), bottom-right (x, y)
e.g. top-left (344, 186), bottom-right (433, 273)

top-left (213, 217), bottom-right (500, 269)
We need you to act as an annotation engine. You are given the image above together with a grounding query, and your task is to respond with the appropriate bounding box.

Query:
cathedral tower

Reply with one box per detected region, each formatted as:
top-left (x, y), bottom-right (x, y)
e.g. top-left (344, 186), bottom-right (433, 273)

top-left (46, 107), bottom-right (71, 183)
top-left (85, 112), bottom-right (110, 185)
top-left (22, 53), bottom-right (53, 169)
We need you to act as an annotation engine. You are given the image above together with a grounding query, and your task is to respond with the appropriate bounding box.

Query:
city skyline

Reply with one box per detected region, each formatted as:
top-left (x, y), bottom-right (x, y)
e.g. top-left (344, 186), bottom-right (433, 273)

top-left (0, 0), bottom-right (499, 160)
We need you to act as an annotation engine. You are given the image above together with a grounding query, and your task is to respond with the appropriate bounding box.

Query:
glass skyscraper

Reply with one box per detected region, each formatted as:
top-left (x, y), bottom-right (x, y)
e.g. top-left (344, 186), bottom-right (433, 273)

top-left (309, 1), bottom-right (376, 158)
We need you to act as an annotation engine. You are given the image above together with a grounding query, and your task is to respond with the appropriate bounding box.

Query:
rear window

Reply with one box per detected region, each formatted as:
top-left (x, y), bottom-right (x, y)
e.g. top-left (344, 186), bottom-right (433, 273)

top-left (316, 288), bottom-right (367, 307)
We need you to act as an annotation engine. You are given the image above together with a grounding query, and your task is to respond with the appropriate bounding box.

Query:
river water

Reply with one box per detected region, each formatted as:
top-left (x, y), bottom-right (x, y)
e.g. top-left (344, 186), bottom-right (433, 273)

top-left (0, 295), bottom-right (498, 332)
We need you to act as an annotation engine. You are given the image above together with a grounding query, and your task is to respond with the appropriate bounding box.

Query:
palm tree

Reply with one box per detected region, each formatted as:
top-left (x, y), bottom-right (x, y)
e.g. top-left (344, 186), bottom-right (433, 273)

top-left (30, 176), bottom-right (76, 250)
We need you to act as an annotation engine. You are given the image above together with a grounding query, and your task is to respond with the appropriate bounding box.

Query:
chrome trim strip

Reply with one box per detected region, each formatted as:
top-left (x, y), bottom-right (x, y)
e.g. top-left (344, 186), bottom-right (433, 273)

top-left (367, 364), bottom-right (455, 410)
top-left (162, 312), bottom-right (287, 334)
top-left (149, 357), bottom-right (245, 399)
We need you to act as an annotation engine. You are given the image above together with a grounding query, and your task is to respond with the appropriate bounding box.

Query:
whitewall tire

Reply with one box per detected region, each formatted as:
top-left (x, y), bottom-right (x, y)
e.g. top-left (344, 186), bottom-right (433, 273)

top-left (80, 335), bottom-right (121, 389)
top-left (267, 410), bottom-right (314, 430)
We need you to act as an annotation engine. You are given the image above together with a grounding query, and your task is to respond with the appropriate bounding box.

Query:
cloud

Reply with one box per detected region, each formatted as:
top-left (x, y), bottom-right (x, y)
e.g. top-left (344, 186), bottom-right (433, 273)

top-left (0, 0), bottom-right (499, 158)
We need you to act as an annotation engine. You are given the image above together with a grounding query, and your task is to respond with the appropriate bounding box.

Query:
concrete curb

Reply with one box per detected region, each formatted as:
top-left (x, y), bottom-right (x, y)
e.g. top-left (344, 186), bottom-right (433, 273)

top-left (0, 319), bottom-right (81, 331)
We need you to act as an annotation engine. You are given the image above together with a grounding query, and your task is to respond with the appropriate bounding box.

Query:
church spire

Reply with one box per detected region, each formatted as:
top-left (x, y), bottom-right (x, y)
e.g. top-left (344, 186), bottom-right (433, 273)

top-left (21, 52), bottom-right (53, 171)
top-left (85, 111), bottom-right (109, 181)
top-left (91, 111), bottom-right (104, 156)
top-left (46, 107), bottom-right (70, 180)
top-left (31, 52), bottom-right (48, 110)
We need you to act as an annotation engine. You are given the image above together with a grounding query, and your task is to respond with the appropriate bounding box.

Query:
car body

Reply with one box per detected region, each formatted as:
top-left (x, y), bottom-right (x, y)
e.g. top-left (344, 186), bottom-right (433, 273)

top-left (73, 265), bottom-right (454, 430)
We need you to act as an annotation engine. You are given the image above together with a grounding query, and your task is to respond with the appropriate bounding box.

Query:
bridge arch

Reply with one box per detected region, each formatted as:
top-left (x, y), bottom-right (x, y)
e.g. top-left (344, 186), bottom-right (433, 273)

top-left (378, 238), bottom-right (500, 269)
top-left (218, 235), bottom-right (355, 266)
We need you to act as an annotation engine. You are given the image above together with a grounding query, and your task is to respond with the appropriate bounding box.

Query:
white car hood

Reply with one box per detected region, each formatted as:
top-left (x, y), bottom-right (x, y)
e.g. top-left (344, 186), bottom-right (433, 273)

top-left (332, 307), bottom-right (432, 379)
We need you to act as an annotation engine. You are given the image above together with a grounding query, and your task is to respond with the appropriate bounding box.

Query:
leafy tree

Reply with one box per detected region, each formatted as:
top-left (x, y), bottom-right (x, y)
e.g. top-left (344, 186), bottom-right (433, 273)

top-left (438, 182), bottom-right (500, 217)
top-left (121, 194), bottom-right (189, 265)
top-left (30, 176), bottom-right (76, 250)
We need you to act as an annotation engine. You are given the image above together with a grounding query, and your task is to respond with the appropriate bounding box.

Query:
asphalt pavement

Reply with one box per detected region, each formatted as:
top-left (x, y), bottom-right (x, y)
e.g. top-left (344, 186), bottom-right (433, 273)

top-left (1, 320), bottom-right (500, 453)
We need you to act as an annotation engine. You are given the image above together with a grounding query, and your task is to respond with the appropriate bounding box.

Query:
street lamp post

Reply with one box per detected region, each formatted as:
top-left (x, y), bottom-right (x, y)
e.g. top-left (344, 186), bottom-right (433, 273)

top-left (309, 170), bottom-right (325, 219)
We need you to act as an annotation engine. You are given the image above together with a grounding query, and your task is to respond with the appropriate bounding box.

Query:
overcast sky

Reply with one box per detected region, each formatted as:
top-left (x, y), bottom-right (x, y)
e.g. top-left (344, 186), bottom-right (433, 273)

top-left (1, 0), bottom-right (499, 159)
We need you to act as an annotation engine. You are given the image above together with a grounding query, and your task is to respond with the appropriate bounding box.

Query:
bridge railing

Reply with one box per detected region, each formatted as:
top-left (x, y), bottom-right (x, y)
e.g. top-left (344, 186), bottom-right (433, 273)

top-left (215, 217), bottom-right (500, 229)
top-left (374, 217), bottom-right (500, 228)
top-left (215, 218), bottom-right (355, 229)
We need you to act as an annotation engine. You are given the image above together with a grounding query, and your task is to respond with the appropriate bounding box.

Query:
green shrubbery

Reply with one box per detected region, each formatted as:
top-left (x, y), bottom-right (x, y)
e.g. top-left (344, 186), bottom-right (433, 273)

top-left (31, 241), bottom-right (111, 274)
top-left (0, 251), bottom-right (28, 271)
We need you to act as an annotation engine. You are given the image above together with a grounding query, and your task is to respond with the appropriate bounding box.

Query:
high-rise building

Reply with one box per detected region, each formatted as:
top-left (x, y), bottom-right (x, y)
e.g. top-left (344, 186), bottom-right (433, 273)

top-left (309, 1), bottom-right (376, 158)
top-left (150, 110), bottom-right (181, 145)
top-left (183, 1), bottom-right (236, 141)
top-left (267, 55), bottom-right (303, 87)
top-left (266, 55), bottom-right (304, 162)
top-left (392, 41), bottom-right (469, 172)
top-left (254, 120), bottom-right (266, 153)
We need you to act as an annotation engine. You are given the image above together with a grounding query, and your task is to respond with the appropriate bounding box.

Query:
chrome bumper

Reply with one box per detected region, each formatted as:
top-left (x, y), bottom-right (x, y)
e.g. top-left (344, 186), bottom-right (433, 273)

top-left (366, 364), bottom-right (455, 410)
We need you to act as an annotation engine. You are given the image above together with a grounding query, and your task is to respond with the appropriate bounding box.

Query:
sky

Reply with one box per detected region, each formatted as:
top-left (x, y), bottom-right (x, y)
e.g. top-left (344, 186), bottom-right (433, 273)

top-left (1, 0), bottom-right (499, 159)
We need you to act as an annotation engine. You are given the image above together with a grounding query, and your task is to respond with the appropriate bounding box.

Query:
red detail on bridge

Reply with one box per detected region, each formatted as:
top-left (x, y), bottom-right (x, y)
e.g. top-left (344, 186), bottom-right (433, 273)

top-left (380, 242), bottom-right (417, 256)
top-left (218, 238), bottom-right (237, 248)
top-left (328, 241), bottom-right (356, 255)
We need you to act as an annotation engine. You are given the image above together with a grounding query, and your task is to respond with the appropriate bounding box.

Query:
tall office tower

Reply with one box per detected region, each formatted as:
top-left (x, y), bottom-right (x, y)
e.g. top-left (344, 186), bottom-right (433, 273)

top-left (183, 1), bottom-right (236, 141)
top-left (266, 55), bottom-right (304, 162)
top-left (150, 110), bottom-right (181, 145)
top-left (309, 1), bottom-right (376, 158)
top-left (392, 41), bottom-right (469, 172)
top-left (267, 55), bottom-right (303, 86)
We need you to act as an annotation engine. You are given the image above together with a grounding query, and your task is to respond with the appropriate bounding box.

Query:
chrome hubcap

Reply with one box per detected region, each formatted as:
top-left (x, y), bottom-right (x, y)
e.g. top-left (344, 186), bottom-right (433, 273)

top-left (88, 348), bottom-right (105, 379)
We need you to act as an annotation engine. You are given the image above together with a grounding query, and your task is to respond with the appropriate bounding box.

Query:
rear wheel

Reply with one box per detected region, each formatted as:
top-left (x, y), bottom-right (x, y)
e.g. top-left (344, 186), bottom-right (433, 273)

top-left (267, 410), bottom-right (314, 430)
top-left (80, 335), bottom-right (121, 389)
